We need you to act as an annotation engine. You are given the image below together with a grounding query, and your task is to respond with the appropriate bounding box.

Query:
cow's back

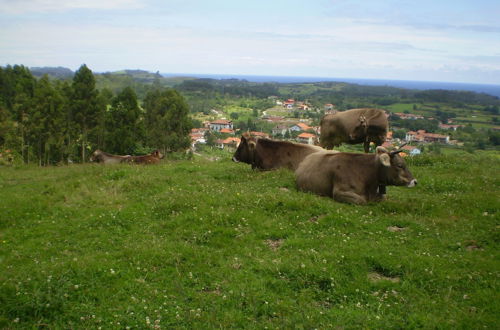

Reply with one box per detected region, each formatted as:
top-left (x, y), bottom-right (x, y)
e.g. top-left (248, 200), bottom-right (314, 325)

top-left (296, 151), bottom-right (377, 197)
top-left (295, 151), bottom-right (338, 197)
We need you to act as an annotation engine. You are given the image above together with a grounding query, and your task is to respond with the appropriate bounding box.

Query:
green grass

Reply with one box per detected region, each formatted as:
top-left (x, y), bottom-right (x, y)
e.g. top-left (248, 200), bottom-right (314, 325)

top-left (0, 153), bottom-right (499, 328)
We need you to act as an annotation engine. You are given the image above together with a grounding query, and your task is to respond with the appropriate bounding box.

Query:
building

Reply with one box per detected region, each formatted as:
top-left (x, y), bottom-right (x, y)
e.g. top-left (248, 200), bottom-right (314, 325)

top-left (289, 122), bottom-right (312, 132)
top-left (439, 123), bottom-right (463, 131)
top-left (219, 128), bottom-right (235, 135)
top-left (216, 137), bottom-right (240, 150)
top-left (190, 128), bottom-right (208, 145)
top-left (324, 104), bottom-right (335, 111)
top-left (406, 130), bottom-right (449, 144)
top-left (394, 113), bottom-right (424, 120)
top-left (297, 132), bottom-right (317, 145)
top-left (272, 125), bottom-right (289, 136)
top-left (283, 99), bottom-right (295, 109)
top-left (250, 131), bottom-right (270, 138)
top-left (209, 120), bottom-right (233, 132)
top-left (402, 145), bottom-right (422, 156)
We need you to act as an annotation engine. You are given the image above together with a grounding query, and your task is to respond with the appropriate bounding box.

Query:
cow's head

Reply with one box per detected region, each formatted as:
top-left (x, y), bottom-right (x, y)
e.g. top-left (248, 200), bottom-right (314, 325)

top-left (349, 115), bottom-right (369, 142)
top-left (90, 150), bottom-right (101, 162)
top-left (232, 133), bottom-right (257, 165)
top-left (376, 146), bottom-right (417, 187)
top-left (152, 150), bottom-right (164, 159)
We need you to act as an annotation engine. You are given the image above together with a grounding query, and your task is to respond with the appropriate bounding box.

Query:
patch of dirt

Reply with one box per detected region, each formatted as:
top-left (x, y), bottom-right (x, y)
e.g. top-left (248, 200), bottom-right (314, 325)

top-left (367, 272), bottom-right (400, 283)
top-left (465, 240), bottom-right (482, 251)
top-left (265, 239), bottom-right (284, 251)
top-left (308, 214), bottom-right (327, 223)
top-left (387, 226), bottom-right (407, 232)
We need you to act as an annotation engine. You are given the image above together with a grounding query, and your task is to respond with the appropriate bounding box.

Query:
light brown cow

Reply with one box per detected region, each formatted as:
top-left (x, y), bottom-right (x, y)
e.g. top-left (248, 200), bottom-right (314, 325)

top-left (295, 146), bottom-right (416, 204)
top-left (90, 150), bottom-right (131, 164)
top-left (232, 133), bottom-right (326, 171)
top-left (320, 108), bottom-right (388, 153)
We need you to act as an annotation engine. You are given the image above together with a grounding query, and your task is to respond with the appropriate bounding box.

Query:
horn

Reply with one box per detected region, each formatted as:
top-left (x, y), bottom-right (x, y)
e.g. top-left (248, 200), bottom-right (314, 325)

top-left (390, 143), bottom-right (408, 155)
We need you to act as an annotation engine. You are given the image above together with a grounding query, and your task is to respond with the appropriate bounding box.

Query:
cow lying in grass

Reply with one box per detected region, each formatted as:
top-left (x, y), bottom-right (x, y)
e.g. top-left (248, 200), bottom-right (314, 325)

top-left (90, 150), bottom-right (131, 164)
top-left (232, 133), bottom-right (326, 171)
top-left (90, 150), bottom-right (164, 165)
top-left (295, 146), bottom-right (417, 204)
top-left (128, 150), bottom-right (164, 164)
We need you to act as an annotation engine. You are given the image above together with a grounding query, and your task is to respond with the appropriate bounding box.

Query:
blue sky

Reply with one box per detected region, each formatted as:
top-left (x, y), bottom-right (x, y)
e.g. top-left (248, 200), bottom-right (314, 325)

top-left (1, 0), bottom-right (499, 84)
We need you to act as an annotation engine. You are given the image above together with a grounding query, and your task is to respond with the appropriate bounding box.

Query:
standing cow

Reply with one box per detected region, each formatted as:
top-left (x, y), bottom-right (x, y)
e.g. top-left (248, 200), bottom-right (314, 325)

top-left (320, 108), bottom-right (388, 153)
top-left (295, 146), bottom-right (417, 204)
top-left (232, 133), bottom-right (325, 171)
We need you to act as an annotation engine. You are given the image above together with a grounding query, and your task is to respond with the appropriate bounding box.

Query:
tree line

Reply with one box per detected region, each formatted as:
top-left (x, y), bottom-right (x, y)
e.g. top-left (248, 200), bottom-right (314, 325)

top-left (0, 64), bottom-right (192, 165)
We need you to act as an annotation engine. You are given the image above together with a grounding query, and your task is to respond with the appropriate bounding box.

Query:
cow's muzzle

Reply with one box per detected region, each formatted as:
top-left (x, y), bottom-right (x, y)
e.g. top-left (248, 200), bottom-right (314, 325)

top-left (407, 179), bottom-right (417, 187)
top-left (232, 157), bottom-right (239, 163)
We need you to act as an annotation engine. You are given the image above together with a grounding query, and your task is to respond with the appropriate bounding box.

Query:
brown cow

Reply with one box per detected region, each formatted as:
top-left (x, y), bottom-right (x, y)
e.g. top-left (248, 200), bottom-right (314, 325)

top-left (320, 108), bottom-right (388, 153)
top-left (232, 133), bottom-right (326, 170)
top-left (128, 150), bottom-right (164, 164)
top-left (295, 146), bottom-right (416, 204)
top-left (90, 150), bottom-right (131, 164)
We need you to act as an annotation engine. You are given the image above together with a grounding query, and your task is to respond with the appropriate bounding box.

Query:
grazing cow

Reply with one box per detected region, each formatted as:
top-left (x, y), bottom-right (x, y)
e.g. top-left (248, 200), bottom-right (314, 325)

top-left (90, 150), bottom-right (131, 164)
top-left (295, 146), bottom-right (417, 204)
top-left (232, 133), bottom-right (326, 170)
top-left (128, 150), bottom-right (164, 164)
top-left (320, 108), bottom-right (388, 153)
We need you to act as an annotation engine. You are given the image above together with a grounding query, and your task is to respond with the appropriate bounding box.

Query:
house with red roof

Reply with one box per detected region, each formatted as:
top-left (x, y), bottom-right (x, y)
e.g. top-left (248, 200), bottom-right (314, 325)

top-left (289, 122), bottom-right (312, 132)
top-left (297, 132), bottom-right (317, 145)
top-left (220, 128), bottom-right (235, 135)
top-left (250, 131), bottom-right (270, 138)
top-left (405, 130), bottom-right (449, 144)
top-left (216, 137), bottom-right (241, 150)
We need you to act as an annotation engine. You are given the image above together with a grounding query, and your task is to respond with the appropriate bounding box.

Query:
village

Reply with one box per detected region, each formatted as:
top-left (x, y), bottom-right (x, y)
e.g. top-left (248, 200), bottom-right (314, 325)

top-left (189, 98), bottom-right (460, 156)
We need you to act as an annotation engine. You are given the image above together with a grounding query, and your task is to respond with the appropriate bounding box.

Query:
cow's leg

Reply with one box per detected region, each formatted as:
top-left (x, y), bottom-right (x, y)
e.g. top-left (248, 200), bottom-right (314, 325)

top-left (363, 141), bottom-right (370, 153)
top-left (333, 187), bottom-right (367, 205)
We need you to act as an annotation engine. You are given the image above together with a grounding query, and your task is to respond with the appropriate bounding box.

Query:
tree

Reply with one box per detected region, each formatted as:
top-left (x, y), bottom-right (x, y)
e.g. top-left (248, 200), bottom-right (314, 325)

top-left (95, 88), bottom-right (114, 149)
top-left (144, 88), bottom-right (192, 152)
top-left (106, 87), bottom-right (144, 154)
top-left (71, 64), bottom-right (99, 162)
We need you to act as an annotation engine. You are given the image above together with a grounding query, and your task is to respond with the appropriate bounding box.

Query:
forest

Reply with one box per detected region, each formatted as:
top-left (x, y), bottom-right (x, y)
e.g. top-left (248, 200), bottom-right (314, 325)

top-left (0, 65), bottom-right (192, 165)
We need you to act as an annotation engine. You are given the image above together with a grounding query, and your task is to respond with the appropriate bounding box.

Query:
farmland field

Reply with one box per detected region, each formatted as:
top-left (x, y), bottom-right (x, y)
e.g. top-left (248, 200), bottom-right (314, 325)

top-left (0, 152), bottom-right (499, 328)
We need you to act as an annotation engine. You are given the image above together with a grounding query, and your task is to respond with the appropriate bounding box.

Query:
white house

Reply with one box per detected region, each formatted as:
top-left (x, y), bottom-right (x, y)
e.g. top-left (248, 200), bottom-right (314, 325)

top-left (209, 120), bottom-right (233, 132)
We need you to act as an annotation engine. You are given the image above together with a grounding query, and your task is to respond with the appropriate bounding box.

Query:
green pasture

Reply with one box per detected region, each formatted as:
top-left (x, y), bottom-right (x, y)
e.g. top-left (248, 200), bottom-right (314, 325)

top-left (0, 152), bottom-right (499, 328)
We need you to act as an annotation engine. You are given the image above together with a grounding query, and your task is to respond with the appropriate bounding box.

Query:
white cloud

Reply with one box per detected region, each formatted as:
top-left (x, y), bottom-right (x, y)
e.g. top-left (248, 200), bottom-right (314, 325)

top-left (0, 0), bottom-right (145, 14)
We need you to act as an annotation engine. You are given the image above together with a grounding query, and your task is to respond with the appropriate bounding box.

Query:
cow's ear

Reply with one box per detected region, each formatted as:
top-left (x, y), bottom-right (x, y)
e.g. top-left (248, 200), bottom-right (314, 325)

top-left (248, 140), bottom-right (256, 149)
top-left (376, 146), bottom-right (391, 167)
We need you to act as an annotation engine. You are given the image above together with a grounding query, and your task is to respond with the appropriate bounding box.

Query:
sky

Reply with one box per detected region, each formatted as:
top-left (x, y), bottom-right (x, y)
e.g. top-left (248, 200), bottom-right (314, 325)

top-left (1, 0), bottom-right (500, 84)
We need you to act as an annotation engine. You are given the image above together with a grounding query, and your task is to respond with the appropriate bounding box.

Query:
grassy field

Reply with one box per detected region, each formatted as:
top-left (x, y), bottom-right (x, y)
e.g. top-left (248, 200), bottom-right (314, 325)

top-left (0, 152), bottom-right (499, 328)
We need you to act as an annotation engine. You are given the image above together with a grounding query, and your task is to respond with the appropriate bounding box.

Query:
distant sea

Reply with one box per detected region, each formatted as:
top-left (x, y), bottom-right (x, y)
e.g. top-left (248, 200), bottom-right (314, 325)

top-left (162, 73), bottom-right (500, 98)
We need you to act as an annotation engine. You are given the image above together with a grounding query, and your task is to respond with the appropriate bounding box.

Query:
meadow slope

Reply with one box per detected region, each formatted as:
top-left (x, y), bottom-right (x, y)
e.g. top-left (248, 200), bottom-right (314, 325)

top-left (0, 153), bottom-right (499, 328)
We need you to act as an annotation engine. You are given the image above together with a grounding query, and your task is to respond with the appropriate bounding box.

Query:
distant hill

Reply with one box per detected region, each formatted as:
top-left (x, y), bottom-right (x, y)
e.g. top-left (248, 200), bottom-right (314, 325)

top-left (30, 66), bottom-right (74, 79)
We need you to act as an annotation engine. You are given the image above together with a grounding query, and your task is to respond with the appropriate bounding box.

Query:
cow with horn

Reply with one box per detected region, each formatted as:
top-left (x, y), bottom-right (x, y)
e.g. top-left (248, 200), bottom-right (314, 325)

top-left (295, 143), bottom-right (417, 204)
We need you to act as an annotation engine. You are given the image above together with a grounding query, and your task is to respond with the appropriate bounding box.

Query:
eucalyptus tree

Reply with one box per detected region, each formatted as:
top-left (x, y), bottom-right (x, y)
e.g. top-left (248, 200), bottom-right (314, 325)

top-left (70, 64), bottom-right (99, 162)
top-left (144, 88), bottom-right (192, 153)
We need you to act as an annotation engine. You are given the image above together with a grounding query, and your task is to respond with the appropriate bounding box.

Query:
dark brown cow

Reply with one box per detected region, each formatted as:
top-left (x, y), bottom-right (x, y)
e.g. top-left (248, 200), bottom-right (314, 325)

top-left (232, 133), bottom-right (326, 170)
top-left (90, 150), bottom-right (131, 164)
top-left (128, 150), bottom-right (164, 164)
top-left (295, 146), bottom-right (416, 204)
top-left (320, 108), bottom-right (388, 153)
